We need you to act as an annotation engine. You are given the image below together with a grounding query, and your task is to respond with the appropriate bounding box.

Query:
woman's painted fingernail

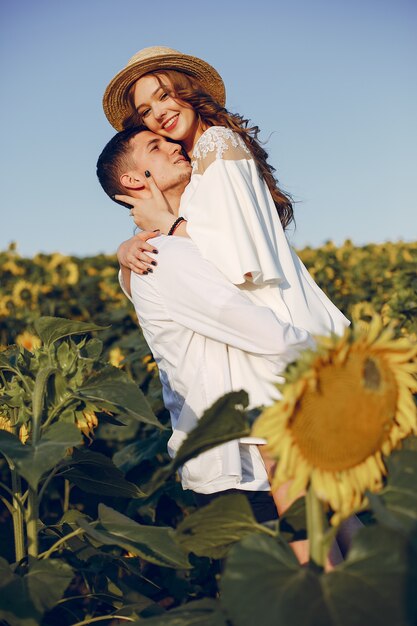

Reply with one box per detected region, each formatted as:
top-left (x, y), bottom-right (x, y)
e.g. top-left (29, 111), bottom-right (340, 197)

top-left (153, 249), bottom-right (158, 254)
top-left (151, 261), bottom-right (157, 266)
top-left (147, 268), bottom-right (153, 273)
top-left (145, 170), bottom-right (151, 178)
top-left (143, 271), bottom-right (148, 275)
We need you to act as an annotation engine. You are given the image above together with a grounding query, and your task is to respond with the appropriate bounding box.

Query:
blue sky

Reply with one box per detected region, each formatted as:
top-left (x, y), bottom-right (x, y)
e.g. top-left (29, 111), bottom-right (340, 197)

top-left (1, 0), bottom-right (416, 257)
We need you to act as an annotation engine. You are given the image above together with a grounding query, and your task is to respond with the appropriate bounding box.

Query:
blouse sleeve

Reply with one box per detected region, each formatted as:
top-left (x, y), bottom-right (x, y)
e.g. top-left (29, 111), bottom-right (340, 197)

top-left (181, 126), bottom-right (286, 286)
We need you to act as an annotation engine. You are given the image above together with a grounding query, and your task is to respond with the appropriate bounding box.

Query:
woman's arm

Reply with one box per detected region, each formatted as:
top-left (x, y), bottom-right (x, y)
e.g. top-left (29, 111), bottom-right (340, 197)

top-left (182, 126), bottom-right (285, 286)
top-left (117, 230), bottom-right (160, 274)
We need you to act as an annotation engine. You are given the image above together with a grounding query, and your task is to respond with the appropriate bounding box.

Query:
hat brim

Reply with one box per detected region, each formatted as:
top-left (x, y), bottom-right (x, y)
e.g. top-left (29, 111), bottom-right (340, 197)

top-left (103, 53), bottom-right (226, 131)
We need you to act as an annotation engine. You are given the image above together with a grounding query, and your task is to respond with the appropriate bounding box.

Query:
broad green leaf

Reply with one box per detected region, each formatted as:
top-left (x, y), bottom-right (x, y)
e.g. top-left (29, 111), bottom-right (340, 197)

top-left (174, 391), bottom-right (250, 465)
top-left (0, 556), bottom-right (73, 626)
top-left (221, 526), bottom-right (417, 626)
top-left (75, 367), bottom-right (163, 428)
top-left (63, 448), bottom-right (144, 498)
top-left (368, 449), bottom-right (417, 533)
top-left (78, 504), bottom-right (191, 570)
top-left (113, 429), bottom-right (171, 472)
top-left (145, 391), bottom-right (250, 495)
top-left (0, 422), bottom-right (82, 489)
top-left (130, 598), bottom-right (229, 626)
top-left (34, 316), bottom-right (107, 347)
top-left (175, 494), bottom-right (267, 559)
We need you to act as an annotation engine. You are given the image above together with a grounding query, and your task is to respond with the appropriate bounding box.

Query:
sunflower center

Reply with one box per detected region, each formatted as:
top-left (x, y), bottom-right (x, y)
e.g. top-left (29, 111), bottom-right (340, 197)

top-left (289, 352), bottom-right (398, 471)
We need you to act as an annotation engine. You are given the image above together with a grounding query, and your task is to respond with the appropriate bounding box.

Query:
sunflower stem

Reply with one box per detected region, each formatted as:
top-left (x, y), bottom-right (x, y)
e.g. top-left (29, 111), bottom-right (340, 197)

top-left (306, 484), bottom-right (328, 568)
top-left (26, 487), bottom-right (39, 558)
top-left (10, 466), bottom-right (26, 563)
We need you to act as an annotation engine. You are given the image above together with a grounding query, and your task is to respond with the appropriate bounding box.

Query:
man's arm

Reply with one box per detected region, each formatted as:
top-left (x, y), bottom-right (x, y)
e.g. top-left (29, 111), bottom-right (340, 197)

top-left (130, 238), bottom-right (316, 362)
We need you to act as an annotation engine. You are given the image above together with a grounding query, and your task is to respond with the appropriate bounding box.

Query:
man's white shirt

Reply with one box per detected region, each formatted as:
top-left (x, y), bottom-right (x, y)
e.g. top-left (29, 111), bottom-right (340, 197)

top-left (119, 235), bottom-right (316, 494)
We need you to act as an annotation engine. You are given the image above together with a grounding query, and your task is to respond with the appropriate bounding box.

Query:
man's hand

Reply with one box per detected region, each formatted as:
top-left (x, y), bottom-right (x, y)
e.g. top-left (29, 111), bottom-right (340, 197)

top-left (115, 172), bottom-right (175, 235)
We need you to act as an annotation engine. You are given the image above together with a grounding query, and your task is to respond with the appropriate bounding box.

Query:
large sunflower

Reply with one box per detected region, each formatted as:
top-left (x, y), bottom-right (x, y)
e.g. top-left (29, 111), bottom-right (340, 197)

top-left (252, 314), bottom-right (417, 524)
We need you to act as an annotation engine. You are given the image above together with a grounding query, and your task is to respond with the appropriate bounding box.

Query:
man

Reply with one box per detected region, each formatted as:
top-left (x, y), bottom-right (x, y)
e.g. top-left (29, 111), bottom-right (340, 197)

top-left (96, 126), bottom-right (316, 524)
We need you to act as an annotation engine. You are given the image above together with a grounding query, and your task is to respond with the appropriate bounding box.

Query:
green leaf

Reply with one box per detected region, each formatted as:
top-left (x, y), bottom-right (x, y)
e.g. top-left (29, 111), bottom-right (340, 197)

top-left (0, 556), bottom-right (73, 626)
top-left (0, 422), bottom-right (82, 489)
top-left (175, 494), bottom-right (266, 559)
top-left (174, 391), bottom-right (250, 465)
top-left (279, 496), bottom-right (307, 542)
top-left (32, 366), bottom-right (58, 444)
top-left (368, 449), bottom-right (417, 533)
top-left (130, 599), bottom-right (229, 626)
top-left (113, 429), bottom-right (171, 472)
top-left (34, 316), bottom-right (108, 347)
top-left (63, 448), bottom-right (144, 498)
top-left (145, 391), bottom-right (250, 495)
top-left (221, 526), bottom-right (417, 626)
top-left (79, 337), bottom-right (103, 360)
top-left (78, 504), bottom-right (191, 570)
top-left (75, 367), bottom-right (163, 428)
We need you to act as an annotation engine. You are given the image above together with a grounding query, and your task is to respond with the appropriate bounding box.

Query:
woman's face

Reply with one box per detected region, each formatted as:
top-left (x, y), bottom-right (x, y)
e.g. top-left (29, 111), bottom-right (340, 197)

top-left (133, 74), bottom-right (199, 148)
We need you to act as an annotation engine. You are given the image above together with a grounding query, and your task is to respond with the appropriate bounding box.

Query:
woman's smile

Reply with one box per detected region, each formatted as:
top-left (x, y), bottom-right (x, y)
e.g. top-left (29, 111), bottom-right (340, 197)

top-left (161, 113), bottom-right (179, 131)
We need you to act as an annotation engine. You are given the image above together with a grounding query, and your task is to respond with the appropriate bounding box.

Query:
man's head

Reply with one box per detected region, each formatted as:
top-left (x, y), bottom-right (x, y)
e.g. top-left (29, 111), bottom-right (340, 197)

top-left (96, 126), bottom-right (192, 202)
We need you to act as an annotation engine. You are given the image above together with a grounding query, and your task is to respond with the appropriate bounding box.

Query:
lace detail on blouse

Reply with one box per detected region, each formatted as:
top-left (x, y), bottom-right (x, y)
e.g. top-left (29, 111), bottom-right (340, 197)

top-left (192, 126), bottom-right (251, 175)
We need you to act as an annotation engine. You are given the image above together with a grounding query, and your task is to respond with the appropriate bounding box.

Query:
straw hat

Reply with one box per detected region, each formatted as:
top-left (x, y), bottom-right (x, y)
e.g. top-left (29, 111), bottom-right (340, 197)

top-left (103, 46), bottom-right (226, 131)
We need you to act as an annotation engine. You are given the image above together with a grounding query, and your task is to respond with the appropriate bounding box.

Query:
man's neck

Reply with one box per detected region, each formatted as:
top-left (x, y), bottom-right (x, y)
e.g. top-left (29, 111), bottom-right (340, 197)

top-left (163, 186), bottom-right (185, 217)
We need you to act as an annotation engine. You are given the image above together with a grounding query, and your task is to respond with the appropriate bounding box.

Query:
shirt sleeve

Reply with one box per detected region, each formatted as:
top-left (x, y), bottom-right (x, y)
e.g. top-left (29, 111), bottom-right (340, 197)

top-left (147, 238), bottom-right (316, 366)
top-left (182, 126), bottom-right (286, 286)
top-left (118, 269), bottom-right (133, 303)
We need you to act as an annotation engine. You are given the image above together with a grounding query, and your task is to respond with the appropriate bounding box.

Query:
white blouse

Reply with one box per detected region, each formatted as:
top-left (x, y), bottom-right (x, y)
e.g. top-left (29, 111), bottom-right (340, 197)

top-left (179, 126), bottom-right (350, 338)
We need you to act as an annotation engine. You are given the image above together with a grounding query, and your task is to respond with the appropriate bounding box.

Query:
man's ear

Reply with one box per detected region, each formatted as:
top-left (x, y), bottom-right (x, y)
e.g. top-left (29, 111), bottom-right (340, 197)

top-left (120, 172), bottom-right (146, 191)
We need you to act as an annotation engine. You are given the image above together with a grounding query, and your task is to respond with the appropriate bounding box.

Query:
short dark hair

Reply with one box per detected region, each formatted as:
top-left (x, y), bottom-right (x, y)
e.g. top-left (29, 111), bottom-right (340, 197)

top-left (96, 125), bottom-right (148, 201)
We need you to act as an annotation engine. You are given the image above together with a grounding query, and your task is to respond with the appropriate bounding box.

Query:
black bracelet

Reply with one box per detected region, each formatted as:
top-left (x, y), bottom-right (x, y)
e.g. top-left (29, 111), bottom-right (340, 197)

top-left (168, 217), bottom-right (186, 236)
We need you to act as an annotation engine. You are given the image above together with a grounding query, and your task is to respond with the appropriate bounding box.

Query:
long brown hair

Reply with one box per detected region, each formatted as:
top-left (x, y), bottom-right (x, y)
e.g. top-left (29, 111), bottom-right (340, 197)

top-left (123, 70), bottom-right (295, 231)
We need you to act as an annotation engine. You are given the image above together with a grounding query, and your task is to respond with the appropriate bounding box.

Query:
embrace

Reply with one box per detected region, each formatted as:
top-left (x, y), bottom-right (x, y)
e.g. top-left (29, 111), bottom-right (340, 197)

top-left (97, 46), bottom-right (355, 565)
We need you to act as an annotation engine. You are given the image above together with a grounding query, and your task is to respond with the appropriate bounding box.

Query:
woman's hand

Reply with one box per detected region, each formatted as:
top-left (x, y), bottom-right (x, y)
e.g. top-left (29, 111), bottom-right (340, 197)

top-left (115, 172), bottom-right (174, 234)
top-left (117, 230), bottom-right (160, 275)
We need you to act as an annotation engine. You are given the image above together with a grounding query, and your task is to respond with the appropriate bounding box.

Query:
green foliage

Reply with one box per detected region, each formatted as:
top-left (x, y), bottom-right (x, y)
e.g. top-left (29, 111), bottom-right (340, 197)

top-left (0, 423), bottom-right (82, 490)
top-left (0, 557), bottom-right (74, 626)
top-left (1, 241), bottom-right (417, 625)
top-left (221, 526), bottom-right (417, 626)
top-left (175, 494), bottom-right (270, 559)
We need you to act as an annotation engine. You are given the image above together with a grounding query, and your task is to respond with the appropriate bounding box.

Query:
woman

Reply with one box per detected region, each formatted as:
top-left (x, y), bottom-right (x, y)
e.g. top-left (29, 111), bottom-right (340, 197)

top-left (103, 47), bottom-right (354, 565)
top-left (103, 46), bottom-right (350, 340)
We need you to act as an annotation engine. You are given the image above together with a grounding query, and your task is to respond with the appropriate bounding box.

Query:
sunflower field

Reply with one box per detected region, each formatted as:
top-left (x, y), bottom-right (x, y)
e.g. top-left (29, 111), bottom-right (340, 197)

top-left (0, 239), bottom-right (416, 626)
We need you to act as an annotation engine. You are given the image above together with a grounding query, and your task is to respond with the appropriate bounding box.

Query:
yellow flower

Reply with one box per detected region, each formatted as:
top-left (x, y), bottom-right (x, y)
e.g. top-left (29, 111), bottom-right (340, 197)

top-left (0, 416), bottom-right (29, 444)
top-left (75, 410), bottom-right (99, 440)
top-left (2, 260), bottom-right (25, 276)
top-left (252, 314), bottom-right (417, 525)
top-left (0, 297), bottom-right (15, 318)
top-left (109, 347), bottom-right (125, 368)
top-left (16, 331), bottom-right (41, 352)
top-left (47, 253), bottom-right (79, 286)
top-left (0, 416), bottom-right (14, 434)
top-left (143, 354), bottom-right (158, 373)
top-left (12, 281), bottom-right (39, 308)
top-left (19, 423), bottom-right (29, 444)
